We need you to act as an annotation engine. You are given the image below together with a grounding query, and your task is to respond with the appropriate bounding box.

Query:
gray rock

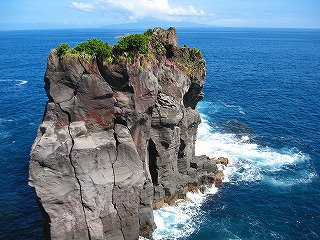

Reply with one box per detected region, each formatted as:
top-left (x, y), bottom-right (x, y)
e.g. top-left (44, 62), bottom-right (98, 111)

top-left (29, 27), bottom-right (213, 240)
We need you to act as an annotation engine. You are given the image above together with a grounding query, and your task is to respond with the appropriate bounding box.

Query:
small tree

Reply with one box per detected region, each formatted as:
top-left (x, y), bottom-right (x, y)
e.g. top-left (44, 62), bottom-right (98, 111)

top-left (144, 29), bottom-right (153, 37)
top-left (113, 34), bottom-right (149, 57)
top-left (74, 39), bottom-right (112, 57)
top-left (56, 43), bottom-right (70, 56)
top-left (55, 31), bottom-right (152, 63)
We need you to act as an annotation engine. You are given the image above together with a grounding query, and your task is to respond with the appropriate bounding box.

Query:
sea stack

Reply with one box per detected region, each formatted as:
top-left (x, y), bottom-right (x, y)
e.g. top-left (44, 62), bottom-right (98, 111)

top-left (29, 27), bottom-right (221, 240)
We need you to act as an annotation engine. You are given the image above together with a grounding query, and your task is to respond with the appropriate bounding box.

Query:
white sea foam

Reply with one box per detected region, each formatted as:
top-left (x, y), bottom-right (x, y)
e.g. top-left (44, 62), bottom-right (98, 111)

top-left (0, 79), bottom-right (28, 86)
top-left (0, 130), bottom-right (11, 139)
top-left (149, 115), bottom-right (314, 239)
top-left (195, 118), bottom-right (313, 185)
top-left (0, 118), bottom-right (14, 124)
top-left (219, 100), bottom-right (246, 115)
top-left (241, 135), bottom-right (250, 142)
top-left (16, 80), bottom-right (28, 86)
top-left (151, 186), bottom-right (218, 240)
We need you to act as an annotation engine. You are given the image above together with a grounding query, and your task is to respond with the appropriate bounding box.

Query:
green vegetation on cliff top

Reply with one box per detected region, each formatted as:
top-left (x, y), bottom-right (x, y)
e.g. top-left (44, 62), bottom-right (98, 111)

top-left (56, 29), bottom-right (153, 62)
top-left (56, 28), bottom-right (204, 74)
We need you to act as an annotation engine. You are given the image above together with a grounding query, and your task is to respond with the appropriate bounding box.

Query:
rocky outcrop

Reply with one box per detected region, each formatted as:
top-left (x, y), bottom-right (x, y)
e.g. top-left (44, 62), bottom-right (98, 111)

top-left (29, 27), bottom-right (220, 240)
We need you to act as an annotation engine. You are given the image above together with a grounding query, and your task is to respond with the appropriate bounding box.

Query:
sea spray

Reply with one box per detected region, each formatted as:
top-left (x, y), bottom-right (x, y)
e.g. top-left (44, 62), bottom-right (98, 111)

top-left (148, 118), bottom-right (226, 240)
top-left (195, 115), bottom-right (315, 186)
top-left (151, 186), bottom-right (219, 240)
top-left (148, 113), bottom-right (316, 239)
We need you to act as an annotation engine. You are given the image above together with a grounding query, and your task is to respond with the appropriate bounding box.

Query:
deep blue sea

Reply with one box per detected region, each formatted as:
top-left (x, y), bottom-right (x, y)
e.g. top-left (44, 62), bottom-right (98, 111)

top-left (0, 27), bottom-right (319, 240)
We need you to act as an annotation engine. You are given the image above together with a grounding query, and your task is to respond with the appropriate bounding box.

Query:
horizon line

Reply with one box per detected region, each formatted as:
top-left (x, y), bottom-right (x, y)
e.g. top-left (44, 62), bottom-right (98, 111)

top-left (1, 25), bottom-right (320, 32)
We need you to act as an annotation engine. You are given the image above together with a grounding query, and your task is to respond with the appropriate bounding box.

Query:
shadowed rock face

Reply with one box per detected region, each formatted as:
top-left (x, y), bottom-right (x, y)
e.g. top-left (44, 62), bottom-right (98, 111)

top-left (29, 27), bottom-right (211, 240)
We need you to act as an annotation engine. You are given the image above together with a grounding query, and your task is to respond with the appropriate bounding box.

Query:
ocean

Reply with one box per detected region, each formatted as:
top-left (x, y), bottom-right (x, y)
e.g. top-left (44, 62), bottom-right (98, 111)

top-left (0, 27), bottom-right (319, 239)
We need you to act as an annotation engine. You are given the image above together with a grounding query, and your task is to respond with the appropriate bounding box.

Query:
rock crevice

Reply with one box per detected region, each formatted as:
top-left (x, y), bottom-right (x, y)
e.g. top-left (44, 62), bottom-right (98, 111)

top-left (67, 123), bottom-right (92, 240)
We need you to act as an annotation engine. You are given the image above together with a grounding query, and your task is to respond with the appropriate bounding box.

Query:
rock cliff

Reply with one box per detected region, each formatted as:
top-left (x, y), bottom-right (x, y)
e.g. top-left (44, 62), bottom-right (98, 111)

top-left (29, 27), bottom-right (221, 240)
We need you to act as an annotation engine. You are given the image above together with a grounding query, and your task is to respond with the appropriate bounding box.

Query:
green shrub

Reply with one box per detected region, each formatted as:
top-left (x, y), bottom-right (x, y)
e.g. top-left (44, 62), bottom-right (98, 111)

top-left (144, 29), bottom-right (153, 37)
top-left (56, 31), bottom-right (154, 62)
top-left (57, 43), bottom-right (70, 56)
top-left (113, 33), bottom-right (149, 57)
top-left (74, 39), bottom-right (112, 57)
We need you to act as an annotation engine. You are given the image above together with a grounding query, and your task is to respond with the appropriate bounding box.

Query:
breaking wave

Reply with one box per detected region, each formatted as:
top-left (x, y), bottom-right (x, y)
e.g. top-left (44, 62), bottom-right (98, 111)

top-left (0, 79), bottom-right (28, 86)
top-left (148, 113), bottom-right (315, 239)
top-left (196, 118), bottom-right (315, 186)
top-left (151, 186), bottom-right (218, 240)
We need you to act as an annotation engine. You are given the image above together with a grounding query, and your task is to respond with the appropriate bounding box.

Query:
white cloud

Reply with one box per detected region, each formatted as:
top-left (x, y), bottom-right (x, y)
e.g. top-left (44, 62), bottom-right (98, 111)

top-left (70, 0), bottom-right (205, 21)
top-left (71, 2), bottom-right (95, 12)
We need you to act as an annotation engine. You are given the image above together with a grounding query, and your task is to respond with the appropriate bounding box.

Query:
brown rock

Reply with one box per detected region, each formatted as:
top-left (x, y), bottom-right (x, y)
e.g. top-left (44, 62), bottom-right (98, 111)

top-left (214, 170), bottom-right (225, 187)
top-left (29, 27), bottom-right (212, 240)
top-left (213, 157), bottom-right (229, 166)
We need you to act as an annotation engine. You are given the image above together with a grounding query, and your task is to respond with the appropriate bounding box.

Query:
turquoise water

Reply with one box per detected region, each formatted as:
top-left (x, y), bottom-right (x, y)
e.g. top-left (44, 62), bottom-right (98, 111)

top-left (0, 28), bottom-right (319, 239)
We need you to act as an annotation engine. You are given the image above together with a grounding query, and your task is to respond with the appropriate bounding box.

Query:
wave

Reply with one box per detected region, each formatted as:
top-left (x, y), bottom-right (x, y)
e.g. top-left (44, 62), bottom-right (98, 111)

top-left (196, 118), bottom-right (315, 186)
top-left (0, 118), bottom-right (14, 124)
top-left (0, 119), bottom-right (13, 139)
top-left (0, 130), bottom-right (11, 139)
top-left (198, 100), bottom-right (246, 115)
top-left (148, 115), bottom-right (316, 239)
top-left (151, 186), bottom-right (218, 240)
top-left (16, 80), bottom-right (28, 86)
top-left (0, 79), bottom-right (28, 86)
top-left (221, 101), bottom-right (246, 115)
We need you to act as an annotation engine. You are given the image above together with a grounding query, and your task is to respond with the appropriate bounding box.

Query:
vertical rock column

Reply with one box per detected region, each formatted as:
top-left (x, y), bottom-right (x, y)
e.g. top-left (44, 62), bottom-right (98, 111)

top-left (149, 27), bottom-right (206, 205)
top-left (29, 51), bottom-right (156, 240)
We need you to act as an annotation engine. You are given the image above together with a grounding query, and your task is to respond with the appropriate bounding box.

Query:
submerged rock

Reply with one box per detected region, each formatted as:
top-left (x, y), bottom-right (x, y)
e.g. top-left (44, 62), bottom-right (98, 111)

top-left (29, 27), bottom-right (220, 240)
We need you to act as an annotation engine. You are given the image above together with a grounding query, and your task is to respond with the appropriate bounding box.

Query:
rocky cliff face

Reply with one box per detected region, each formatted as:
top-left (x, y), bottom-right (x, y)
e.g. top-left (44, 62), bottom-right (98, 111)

top-left (29, 27), bottom-right (220, 240)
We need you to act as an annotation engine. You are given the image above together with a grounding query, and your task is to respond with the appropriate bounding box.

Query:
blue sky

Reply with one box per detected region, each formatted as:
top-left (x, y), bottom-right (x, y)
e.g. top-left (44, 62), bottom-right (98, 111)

top-left (1, 0), bottom-right (320, 30)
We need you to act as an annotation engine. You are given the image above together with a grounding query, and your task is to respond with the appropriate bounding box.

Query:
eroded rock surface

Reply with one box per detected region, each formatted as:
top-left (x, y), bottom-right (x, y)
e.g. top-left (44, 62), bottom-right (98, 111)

top-left (29, 27), bottom-right (220, 240)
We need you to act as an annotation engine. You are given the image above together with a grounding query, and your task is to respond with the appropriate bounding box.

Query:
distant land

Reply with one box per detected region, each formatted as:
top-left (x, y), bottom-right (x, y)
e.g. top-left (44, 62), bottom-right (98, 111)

top-left (101, 21), bottom-right (213, 30)
top-left (0, 21), bottom-right (213, 31)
